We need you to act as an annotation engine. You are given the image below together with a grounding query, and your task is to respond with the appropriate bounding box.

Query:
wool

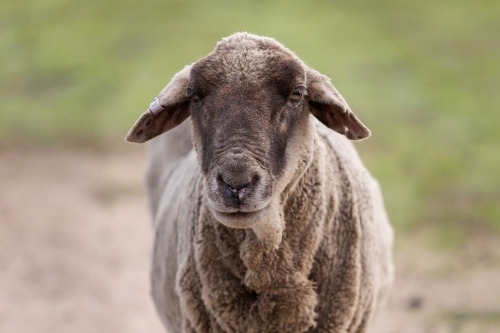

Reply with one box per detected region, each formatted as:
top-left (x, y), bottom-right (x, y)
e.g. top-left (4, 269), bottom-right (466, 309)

top-left (127, 32), bottom-right (394, 333)
top-left (146, 122), bottom-right (393, 333)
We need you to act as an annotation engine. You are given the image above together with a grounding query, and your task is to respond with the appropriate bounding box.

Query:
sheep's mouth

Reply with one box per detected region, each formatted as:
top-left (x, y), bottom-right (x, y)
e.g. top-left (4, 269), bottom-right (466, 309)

top-left (217, 210), bottom-right (259, 218)
top-left (211, 205), bottom-right (270, 229)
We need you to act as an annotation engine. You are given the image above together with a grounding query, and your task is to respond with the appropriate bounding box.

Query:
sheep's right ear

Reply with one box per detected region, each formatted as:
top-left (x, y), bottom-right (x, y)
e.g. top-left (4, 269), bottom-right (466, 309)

top-left (126, 65), bottom-right (192, 143)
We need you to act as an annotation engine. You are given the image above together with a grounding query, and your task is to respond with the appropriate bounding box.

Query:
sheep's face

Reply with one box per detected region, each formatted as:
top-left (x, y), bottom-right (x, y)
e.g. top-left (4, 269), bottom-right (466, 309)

top-left (187, 49), bottom-right (309, 228)
top-left (126, 33), bottom-right (371, 238)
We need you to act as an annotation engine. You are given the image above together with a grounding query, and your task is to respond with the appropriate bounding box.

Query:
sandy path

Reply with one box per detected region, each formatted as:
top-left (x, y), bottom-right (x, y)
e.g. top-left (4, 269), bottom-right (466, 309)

top-left (0, 147), bottom-right (499, 333)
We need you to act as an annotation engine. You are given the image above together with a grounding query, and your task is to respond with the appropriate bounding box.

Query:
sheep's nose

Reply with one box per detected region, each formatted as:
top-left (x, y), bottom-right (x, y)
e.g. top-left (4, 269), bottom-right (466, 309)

top-left (216, 154), bottom-right (262, 204)
top-left (219, 176), bottom-right (253, 202)
top-left (221, 179), bottom-right (251, 201)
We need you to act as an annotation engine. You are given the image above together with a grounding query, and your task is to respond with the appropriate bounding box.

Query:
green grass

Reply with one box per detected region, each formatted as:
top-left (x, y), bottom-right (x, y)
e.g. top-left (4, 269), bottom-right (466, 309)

top-left (1, 0), bottom-right (499, 242)
top-left (440, 310), bottom-right (500, 332)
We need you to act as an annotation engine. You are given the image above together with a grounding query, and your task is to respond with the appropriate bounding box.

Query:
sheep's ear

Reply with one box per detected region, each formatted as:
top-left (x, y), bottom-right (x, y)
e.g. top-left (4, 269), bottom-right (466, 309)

top-left (125, 65), bottom-right (192, 143)
top-left (306, 67), bottom-right (370, 140)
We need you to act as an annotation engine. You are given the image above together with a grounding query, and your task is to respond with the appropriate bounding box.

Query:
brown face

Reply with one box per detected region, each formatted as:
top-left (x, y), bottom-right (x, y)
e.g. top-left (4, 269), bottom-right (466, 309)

top-left (188, 53), bottom-right (309, 228)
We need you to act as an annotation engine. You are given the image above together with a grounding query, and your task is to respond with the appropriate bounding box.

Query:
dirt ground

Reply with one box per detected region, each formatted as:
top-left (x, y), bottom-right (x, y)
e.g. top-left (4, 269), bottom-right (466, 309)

top-left (1, 147), bottom-right (499, 333)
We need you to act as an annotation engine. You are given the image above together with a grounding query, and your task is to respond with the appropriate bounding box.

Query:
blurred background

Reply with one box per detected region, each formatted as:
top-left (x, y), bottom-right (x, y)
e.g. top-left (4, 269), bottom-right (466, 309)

top-left (1, 0), bottom-right (499, 332)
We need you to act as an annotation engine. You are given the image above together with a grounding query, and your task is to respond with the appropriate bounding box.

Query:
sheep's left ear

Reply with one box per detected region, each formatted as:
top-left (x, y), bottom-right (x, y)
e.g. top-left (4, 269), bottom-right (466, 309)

top-left (126, 65), bottom-right (192, 143)
top-left (306, 67), bottom-right (370, 140)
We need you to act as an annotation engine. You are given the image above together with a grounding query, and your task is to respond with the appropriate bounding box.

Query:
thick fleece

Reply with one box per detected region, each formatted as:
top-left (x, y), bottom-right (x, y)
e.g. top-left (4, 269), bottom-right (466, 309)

top-left (148, 121), bottom-right (393, 333)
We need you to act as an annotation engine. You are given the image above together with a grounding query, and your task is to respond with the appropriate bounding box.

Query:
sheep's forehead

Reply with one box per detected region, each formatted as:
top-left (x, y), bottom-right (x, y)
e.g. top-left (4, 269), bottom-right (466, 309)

top-left (203, 33), bottom-right (304, 84)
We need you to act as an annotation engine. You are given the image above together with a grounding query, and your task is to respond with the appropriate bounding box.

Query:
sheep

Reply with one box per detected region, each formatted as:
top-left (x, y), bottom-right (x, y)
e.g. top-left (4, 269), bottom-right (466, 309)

top-left (126, 32), bottom-right (394, 333)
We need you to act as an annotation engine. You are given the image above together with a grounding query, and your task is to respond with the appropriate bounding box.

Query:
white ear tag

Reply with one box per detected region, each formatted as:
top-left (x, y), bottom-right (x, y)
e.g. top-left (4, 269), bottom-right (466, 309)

top-left (149, 97), bottom-right (165, 115)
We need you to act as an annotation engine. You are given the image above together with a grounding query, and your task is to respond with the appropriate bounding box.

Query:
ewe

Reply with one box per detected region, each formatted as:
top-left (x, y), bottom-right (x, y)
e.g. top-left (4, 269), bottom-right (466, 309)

top-left (127, 32), bottom-right (394, 333)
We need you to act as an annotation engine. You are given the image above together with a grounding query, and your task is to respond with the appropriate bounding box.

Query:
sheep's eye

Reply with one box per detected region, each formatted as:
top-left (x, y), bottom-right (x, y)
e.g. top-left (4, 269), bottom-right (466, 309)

top-left (289, 87), bottom-right (306, 102)
top-left (186, 88), bottom-right (200, 101)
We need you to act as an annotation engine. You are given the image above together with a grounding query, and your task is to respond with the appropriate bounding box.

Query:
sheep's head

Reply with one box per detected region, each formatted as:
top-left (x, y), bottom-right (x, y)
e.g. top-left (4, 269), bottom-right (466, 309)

top-left (126, 33), bottom-right (370, 246)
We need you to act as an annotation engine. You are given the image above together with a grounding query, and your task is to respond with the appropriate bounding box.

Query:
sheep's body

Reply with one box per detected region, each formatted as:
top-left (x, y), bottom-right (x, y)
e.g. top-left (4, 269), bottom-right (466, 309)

top-left (126, 33), bottom-right (394, 333)
top-left (147, 118), bottom-right (393, 333)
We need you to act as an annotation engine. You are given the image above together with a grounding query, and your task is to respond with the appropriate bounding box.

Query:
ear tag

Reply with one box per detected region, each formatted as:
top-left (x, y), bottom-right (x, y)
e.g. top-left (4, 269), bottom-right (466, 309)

top-left (149, 97), bottom-right (165, 115)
